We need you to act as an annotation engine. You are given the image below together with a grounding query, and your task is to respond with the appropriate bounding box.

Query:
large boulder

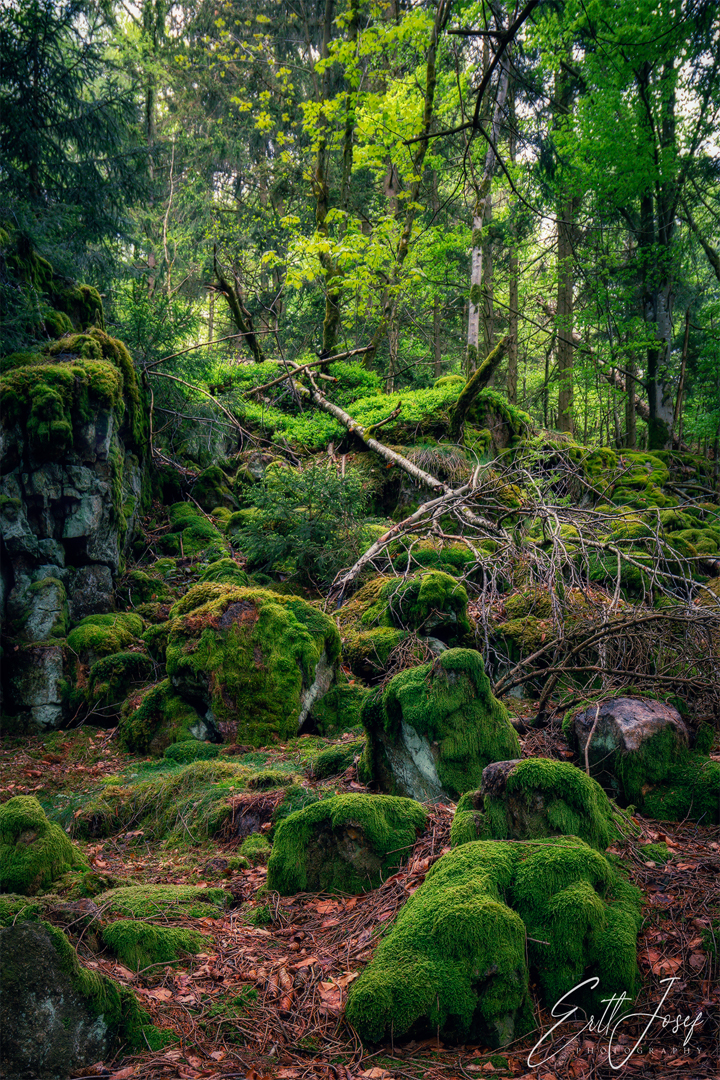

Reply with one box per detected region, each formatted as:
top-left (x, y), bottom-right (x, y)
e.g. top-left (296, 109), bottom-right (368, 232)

top-left (450, 758), bottom-right (618, 851)
top-left (165, 585), bottom-right (341, 745)
top-left (266, 794), bottom-right (427, 895)
top-left (0, 796), bottom-right (87, 895)
top-left (359, 648), bottom-right (521, 802)
top-left (345, 836), bottom-right (642, 1047)
top-left (0, 921), bottom-right (113, 1078)
top-left (0, 329), bottom-right (148, 730)
top-left (568, 697), bottom-right (690, 802)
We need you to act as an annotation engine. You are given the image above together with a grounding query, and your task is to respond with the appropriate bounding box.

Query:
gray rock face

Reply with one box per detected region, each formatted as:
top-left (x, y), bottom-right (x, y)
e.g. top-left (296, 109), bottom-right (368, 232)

top-left (0, 394), bottom-right (145, 730)
top-left (0, 921), bottom-right (113, 1079)
top-left (572, 697), bottom-right (689, 762)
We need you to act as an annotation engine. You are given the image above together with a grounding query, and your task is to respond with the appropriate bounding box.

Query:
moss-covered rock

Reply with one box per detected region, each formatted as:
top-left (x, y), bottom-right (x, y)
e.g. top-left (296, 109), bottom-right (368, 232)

top-left (266, 793), bottom-right (427, 895)
top-left (67, 612), bottom-right (145, 662)
top-left (360, 649), bottom-right (521, 802)
top-left (345, 836), bottom-right (641, 1046)
top-left (165, 585), bottom-right (341, 745)
top-left (119, 678), bottom-right (220, 756)
top-left (0, 796), bottom-right (87, 895)
top-left (310, 738), bottom-right (365, 779)
top-left (191, 465), bottom-right (236, 511)
top-left (240, 833), bottom-right (272, 864)
top-left (102, 920), bottom-right (205, 971)
top-left (96, 884), bottom-right (230, 920)
top-left (366, 571), bottom-right (471, 644)
top-left (0, 920), bottom-right (170, 1077)
top-left (450, 758), bottom-right (619, 851)
top-left (198, 558), bottom-right (249, 587)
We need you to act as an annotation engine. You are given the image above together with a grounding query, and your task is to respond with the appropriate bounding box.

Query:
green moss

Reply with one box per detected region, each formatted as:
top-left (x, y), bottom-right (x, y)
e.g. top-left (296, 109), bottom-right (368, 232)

top-left (504, 587), bottom-right (554, 620)
top-left (240, 833), bottom-right (272, 863)
top-left (87, 651), bottom-right (154, 716)
top-left (310, 739), bottom-right (365, 779)
top-left (450, 759), bottom-right (620, 851)
top-left (494, 616), bottom-right (551, 659)
top-left (0, 893), bottom-right (44, 925)
top-left (364, 572), bottom-right (471, 644)
top-left (102, 920), bottom-right (205, 971)
top-left (0, 796), bottom-right (87, 895)
top-left (168, 502), bottom-right (201, 530)
top-left (267, 794), bottom-right (427, 895)
top-left (118, 678), bottom-right (210, 756)
top-left (70, 760), bottom-right (249, 842)
top-left (198, 559), bottom-right (249, 587)
top-left (391, 539), bottom-right (479, 578)
top-left (192, 465), bottom-right (235, 511)
top-left (126, 570), bottom-right (172, 606)
top-left (639, 842), bottom-right (670, 865)
top-left (41, 920), bottom-right (173, 1050)
top-left (344, 627), bottom-right (407, 679)
top-left (346, 836), bottom-right (641, 1046)
top-left (67, 612), bottom-right (144, 658)
top-left (165, 586), bottom-right (341, 745)
top-left (96, 884), bottom-right (229, 920)
top-left (163, 741), bottom-right (222, 764)
top-left (310, 678), bottom-right (369, 736)
top-left (641, 757), bottom-right (720, 825)
top-left (363, 649), bottom-right (521, 799)
top-left (181, 519), bottom-right (228, 559)
top-left (271, 784), bottom-right (320, 828)
top-left (246, 769), bottom-right (295, 790)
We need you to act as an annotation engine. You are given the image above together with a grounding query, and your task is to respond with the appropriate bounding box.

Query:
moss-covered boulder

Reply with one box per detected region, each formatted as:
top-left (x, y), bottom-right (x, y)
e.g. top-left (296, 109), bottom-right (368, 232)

top-left (119, 678), bottom-right (221, 756)
top-left (0, 796), bottom-right (87, 895)
top-left (360, 649), bottom-right (521, 802)
top-left (165, 585), bottom-right (341, 745)
top-left (567, 698), bottom-right (719, 823)
top-left (102, 920), bottom-right (205, 971)
top-left (370, 571), bottom-right (471, 643)
top-left (568, 697), bottom-right (690, 801)
top-left (345, 836), bottom-right (642, 1046)
top-left (266, 793), bottom-right (427, 895)
top-left (96, 884), bottom-right (230, 920)
top-left (450, 758), bottom-right (618, 851)
top-left (0, 919), bottom-right (169, 1079)
top-left (310, 737), bottom-right (365, 779)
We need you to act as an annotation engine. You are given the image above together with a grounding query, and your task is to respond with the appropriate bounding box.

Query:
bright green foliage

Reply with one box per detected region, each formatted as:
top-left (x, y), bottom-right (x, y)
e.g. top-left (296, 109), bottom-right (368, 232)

top-left (96, 884), bottom-right (229, 920)
top-left (235, 461), bottom-right (370, 586)
top-left (198, 559), bottom-right (249, 587)
top-left (240, 833), bottom-right (272, 863)
top-left (70, 760), bottom-right (249, 842)
top-left (169, 581), bottom-right (232, 616)
top-left (362, 649), bottom-right (521, 799)
top-left (450, 759), bottom-right (619, 851)
top-left (391, 539), bottom-right (480, 578)
top-left (118, 678), bottom-right (209, 756)
top-left (310, 739), bottom-right (365, 779)
top-left (102, 920), bottom-right (205, 971)
top-left (346, 836), bottom-right (641, 1046)
top-left (165, 586), bottom-right (341, 745)
top-left (0, 796), bottom-right (87, 895)
top-left (266, 794), bottom-right (427, 896)
top-left (67, 612), bottom-right (144, 657)
top-left (310, 677), bottom-right (369, 736)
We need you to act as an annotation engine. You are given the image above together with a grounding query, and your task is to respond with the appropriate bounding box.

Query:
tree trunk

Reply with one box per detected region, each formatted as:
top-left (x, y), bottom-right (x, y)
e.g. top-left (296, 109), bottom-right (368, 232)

top-left (507, 86), bottom-right (518, 404)
top-left (555, 67), bottom-right (574, 435)
top-left (450, 335), bottom-right (511, 441)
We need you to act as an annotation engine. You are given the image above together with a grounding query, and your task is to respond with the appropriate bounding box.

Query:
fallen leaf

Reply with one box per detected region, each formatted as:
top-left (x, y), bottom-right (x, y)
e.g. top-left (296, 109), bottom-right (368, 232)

top-left (650, 955), bottom-right (681, 976)
top-left (276, 1071), bottom-right (299, 1079)
top-left (688, 951), bottom-right (706, 970)
top-left (334, 970), bottom-right (359, 988)
top-left (314, 899), bottom-right (338, 914)
top-left (360, 1069), bottom-right (390, 1079)
top-left (109, 1069), bottom-right (136, 1080)
top-left (321, 917), bottom-right (340, 928)
top-left (146, 987), bottom-right (173, 1001)
top-left (185, 1056), bottom-right (203, 1069)
top-left (209, 1051), bottom-right (226, 1061)
top-left (291, 955), bottom-right (318, 969)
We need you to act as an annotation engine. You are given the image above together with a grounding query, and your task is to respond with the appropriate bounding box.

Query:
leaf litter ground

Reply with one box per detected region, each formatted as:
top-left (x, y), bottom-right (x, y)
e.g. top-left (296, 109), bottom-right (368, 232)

top-left (1, 721), bottom-right (719, 1080)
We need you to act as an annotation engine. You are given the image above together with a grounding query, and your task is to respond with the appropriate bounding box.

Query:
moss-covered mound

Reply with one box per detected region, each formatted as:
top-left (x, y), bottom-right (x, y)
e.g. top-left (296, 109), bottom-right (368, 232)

top-left (360, 649), bottom-right (521, 802)
top-left (71, 760), bottom-right (250, 842)
top-left (266, 794), bottom-right (427, 895)
top-left (102, 920), bottom-right (205, 971)
top-left (67, 612), bottom-right (145, 661)
top-left (240, 833), bottom-right (272, 864)
top-left (96, 884), bottom-right (230, 920)
top-left (0, 796), bottom-right (88, 895)
top-left (310, 738), bottom-right (365, 779)
top-left (165, 585), bottom-right (341, 745)
top-left (345, 836), bottom-right (642, 1046)
top-left (119, 678), bottom-right (219, 756)
top-left (366, 571), bottom-right (471, 643)
top-left (450, 758), bottom-right (619, 851)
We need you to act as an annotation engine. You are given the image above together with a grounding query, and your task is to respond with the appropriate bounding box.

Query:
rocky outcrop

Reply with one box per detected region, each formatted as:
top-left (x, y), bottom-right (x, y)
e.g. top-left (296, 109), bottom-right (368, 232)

top-left (0, 329), bottom-right (148, 730)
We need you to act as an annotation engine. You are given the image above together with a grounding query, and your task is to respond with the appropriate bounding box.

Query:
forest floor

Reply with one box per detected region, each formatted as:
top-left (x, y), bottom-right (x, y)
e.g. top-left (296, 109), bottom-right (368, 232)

top-left (2, 716), bottom-right (719, 1080)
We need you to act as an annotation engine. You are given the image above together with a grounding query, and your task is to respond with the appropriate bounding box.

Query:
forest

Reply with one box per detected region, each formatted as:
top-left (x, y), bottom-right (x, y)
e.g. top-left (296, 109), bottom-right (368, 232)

top-left (0, 2), bottom-right (719, 1079)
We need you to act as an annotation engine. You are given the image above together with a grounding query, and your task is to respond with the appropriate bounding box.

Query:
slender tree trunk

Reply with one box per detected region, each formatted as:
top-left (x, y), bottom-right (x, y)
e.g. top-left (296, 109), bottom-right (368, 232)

top-left (507, 85), bottom-right (518, 404)
top-left (555, 67), bottom-right (574, 435)
top-left (672, 306), bottom-right (690, 438)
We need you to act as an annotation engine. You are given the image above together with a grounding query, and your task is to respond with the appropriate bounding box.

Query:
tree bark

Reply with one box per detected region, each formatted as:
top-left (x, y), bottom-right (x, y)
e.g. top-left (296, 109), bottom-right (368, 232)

top-left (450, 335), bottom-right (511, 441)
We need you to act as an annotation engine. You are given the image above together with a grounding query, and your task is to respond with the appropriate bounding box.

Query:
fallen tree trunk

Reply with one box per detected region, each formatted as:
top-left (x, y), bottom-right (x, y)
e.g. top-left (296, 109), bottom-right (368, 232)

top-left (450, 334), bottom-right (511, 440)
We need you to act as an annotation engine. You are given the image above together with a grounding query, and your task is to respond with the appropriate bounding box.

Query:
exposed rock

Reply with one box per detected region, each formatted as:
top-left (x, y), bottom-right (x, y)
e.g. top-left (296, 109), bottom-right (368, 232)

top-left (0, 921), bottom-right (113, 1080)
top-left (0, 329), bottom-right (148, 730)
top-left (266, 793), bottom-right (427, 895)
top-left (450, 757), bottom-right (618, 851)
top-left (359, 648), bottom-right (521, 802)
top-left (570, 696), bottom-right (689, 799)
